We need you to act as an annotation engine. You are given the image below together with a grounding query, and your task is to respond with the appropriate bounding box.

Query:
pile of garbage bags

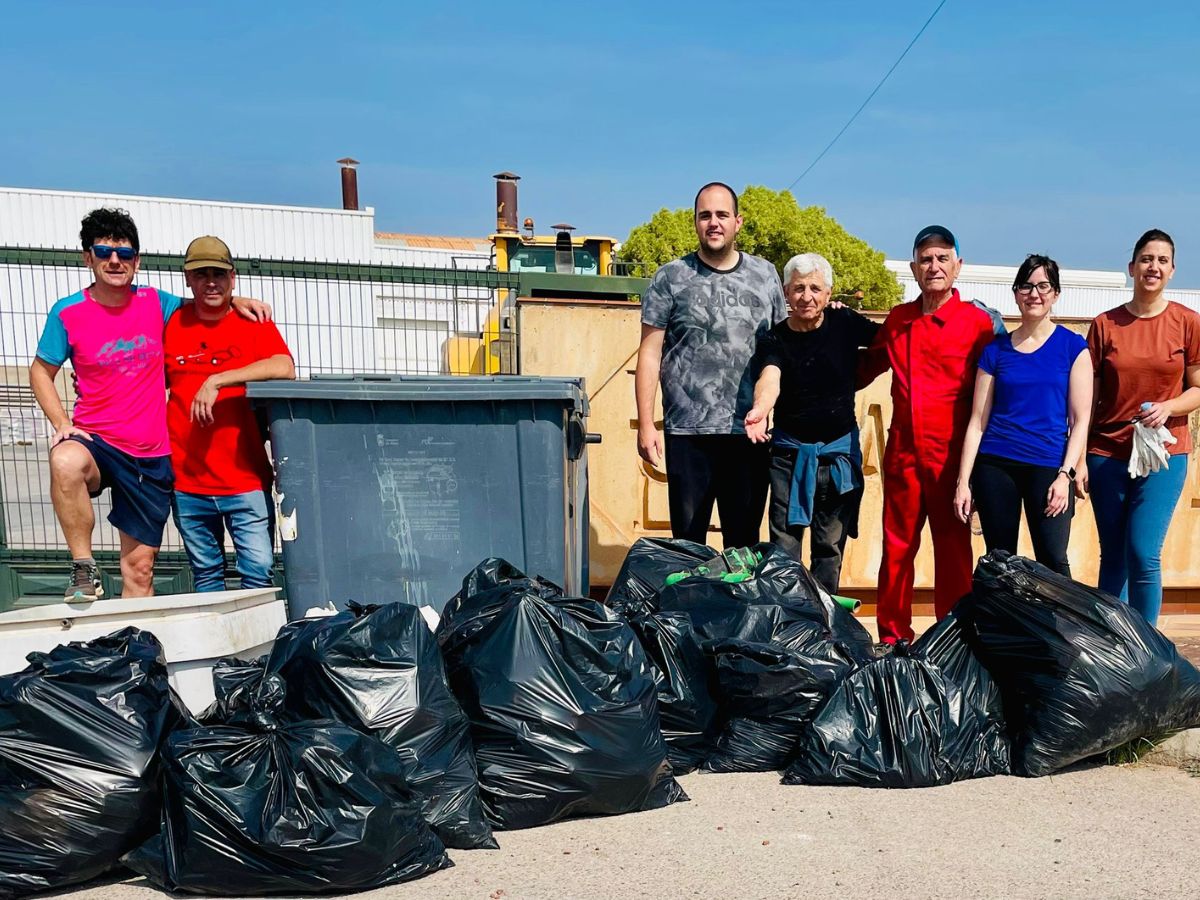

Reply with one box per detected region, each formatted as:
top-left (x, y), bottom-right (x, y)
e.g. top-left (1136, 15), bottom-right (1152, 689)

top-left (606, 538), bottom-right (723, 772)
top-left (784, 613), bottom-right (1010, 788)
top-left (198, 601), bottom-right (494, 851)
top-left (248, 600), bottom-right (496, 850)
top-left (4, 544), bottom-right (1200, 896)
top-left (438, 558), bottom-right (687, 829)
top-left (608, 541), bottom-right (874, 772)
top-left (0, 628), bottom-right (186, 897)
top-left (959, 550), bottom-right (1200, 776)
top-left (125, 674), bottom-right (451, 895)
top-left (607, 540), bottom-right (1200, 787)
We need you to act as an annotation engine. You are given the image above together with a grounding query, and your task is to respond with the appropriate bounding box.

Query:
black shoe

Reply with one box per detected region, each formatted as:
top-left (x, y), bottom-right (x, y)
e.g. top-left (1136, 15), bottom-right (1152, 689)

top-left (65, 562), bottom-right (104, 601)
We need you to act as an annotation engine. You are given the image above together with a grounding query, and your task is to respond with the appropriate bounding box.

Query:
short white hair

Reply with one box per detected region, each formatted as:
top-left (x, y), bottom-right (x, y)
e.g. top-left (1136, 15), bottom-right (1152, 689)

top-left (782, 253), bottom-right (833, 290)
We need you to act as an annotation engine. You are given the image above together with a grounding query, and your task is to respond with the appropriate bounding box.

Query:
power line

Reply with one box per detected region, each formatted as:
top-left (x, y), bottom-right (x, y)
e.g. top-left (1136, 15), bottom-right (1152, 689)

top-left (785, 0), bottom-right (950, 191)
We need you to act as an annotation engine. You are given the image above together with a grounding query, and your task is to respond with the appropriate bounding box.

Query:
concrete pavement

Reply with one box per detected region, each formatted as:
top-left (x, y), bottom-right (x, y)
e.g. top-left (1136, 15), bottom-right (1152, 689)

top-left (61, 764), bottom-right (1200, 900)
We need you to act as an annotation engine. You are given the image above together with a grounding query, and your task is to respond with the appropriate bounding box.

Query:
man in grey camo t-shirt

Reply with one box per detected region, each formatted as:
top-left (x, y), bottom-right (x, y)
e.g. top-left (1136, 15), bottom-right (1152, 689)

top-left (634, 182), bottom-right (787, 547)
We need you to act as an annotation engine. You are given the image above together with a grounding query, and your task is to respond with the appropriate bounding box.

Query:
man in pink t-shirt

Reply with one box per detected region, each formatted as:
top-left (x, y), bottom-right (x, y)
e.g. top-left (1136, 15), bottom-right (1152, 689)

top-left (29, 208), bottom-right (267, 601)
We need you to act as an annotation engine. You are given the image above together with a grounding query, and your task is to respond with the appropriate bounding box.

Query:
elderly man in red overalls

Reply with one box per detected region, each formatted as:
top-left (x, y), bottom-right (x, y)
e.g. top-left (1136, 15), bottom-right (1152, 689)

top-left (859, 226), bottom-right (1003, 645)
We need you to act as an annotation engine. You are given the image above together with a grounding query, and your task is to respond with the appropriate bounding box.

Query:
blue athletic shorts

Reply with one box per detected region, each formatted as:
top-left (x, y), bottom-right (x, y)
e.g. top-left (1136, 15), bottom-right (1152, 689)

top-left (64, 434), bottom-right (174, 548)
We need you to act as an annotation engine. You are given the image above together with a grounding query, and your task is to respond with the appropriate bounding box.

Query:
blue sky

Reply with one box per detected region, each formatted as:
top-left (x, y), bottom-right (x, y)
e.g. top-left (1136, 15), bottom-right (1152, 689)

top-left (4, 1), bottom-right (1198, 282)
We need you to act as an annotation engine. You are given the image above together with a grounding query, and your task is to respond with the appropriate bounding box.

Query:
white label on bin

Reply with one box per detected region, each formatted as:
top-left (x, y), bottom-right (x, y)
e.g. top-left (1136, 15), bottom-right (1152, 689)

top-left (275, 489), bottom-right (298, 542)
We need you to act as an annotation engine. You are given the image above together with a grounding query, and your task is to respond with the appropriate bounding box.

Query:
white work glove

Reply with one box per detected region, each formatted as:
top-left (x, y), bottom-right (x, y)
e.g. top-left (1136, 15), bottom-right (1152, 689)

top-left (1128, 417), bottom-right (1177, 479)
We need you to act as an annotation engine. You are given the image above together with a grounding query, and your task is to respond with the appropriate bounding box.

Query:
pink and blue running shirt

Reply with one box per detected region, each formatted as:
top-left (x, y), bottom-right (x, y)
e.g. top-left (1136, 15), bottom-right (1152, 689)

top-left (36, 286), bottom-right (183, 457)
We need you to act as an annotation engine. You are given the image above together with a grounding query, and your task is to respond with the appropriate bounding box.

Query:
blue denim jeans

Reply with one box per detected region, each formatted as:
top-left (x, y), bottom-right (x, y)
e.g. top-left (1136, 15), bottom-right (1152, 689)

top-left (1087, 452), bottom-right (1187, 626)
top-left (173, 489), bottom-right (276, 592)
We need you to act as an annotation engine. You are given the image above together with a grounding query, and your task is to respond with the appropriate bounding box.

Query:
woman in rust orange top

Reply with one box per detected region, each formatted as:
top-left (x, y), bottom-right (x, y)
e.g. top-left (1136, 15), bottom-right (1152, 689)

top-left (1084, 229), bottom-right (1200, 625)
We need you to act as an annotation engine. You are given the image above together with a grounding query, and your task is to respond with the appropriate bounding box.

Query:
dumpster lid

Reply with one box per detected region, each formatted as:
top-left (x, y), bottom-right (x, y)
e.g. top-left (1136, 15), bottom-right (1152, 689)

top-left (247, 374), bottom-right (588, 409)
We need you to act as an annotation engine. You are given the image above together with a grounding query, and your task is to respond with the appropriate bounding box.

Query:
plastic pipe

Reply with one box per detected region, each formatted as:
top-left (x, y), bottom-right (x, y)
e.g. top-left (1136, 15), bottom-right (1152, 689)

top-left (832, 594), bottom-right (862, 613)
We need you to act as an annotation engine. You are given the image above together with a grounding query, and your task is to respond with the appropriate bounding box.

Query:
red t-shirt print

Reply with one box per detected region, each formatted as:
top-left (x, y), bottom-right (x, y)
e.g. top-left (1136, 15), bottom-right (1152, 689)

top-left (164, 306), bottom-right (292, 495)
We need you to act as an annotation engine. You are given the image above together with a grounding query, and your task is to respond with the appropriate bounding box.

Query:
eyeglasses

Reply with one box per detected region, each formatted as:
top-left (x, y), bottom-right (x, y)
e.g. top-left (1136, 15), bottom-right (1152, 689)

top-left (1014, 281), bottom-right (1055, 296)
top-left (91, 244), bottom-right (137, 261)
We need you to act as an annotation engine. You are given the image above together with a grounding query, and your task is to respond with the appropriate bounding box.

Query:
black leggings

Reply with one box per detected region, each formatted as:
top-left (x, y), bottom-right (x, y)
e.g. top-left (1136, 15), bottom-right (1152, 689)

top-left (664, 433), bottom-right (769, 548)
top-left (971, 453), bottom-right (1074, 577)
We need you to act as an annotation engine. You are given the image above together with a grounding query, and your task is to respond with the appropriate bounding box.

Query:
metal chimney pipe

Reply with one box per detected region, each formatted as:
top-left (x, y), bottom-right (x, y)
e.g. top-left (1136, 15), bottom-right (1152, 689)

top-left (338, 157), bottom-right (360, 210)
top-left (494, 171), bottom-right (520, 233)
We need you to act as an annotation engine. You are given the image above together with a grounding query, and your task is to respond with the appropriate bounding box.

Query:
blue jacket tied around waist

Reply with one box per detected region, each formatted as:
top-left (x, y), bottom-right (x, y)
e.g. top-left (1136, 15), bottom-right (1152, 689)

top-left (770, 428), bottom-right (863, 530)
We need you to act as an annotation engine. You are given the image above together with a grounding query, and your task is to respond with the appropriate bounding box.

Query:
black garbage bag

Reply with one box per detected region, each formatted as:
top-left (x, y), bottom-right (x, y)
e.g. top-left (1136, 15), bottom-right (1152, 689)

top-left (197, 654), bottom-right (267, 725)
top-left (0, 628), bottom-right (187, 898)
top-left (960, 551), bottom-right (1200, 777)
top-left (914, 608), bottom-right (1010, 754)
top-left (783, 614), bottom-right (1010, 788)
top-left (605, 539), bottom-right (722, 773)
top-left (438, 558), bottom-right (687, 830)
top-left (263, 601), bottom-right (496, 850)
top-left (124, 674), bottom-right (451, 895)
top-left (656, 544), bottom-right (873, 652)
top-left (655, 545), bottom-right (874, 772)
top-left (703, 631), bottom-right (863, 772)
top-left (621, 608), bottom-right (720, 773)
top-left (605, 537), bottom-right (718, 616)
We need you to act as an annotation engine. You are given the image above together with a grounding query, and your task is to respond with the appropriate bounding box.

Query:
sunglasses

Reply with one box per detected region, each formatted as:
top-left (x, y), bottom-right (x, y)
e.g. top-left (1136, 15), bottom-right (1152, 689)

top-left (91, 244), bottom-right (137, 261)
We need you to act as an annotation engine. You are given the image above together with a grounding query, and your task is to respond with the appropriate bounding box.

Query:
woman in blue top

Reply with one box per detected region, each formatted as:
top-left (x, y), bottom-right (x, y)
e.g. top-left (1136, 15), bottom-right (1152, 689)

top-left (953, 254), bottom-right (1093, 576)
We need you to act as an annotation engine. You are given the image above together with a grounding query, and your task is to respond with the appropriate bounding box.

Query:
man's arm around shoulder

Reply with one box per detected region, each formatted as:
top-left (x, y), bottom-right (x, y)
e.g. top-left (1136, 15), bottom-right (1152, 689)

top-left (967, 298), bottom-right (1006, 336)
top-left (856, 306), bottom-right (898, 389)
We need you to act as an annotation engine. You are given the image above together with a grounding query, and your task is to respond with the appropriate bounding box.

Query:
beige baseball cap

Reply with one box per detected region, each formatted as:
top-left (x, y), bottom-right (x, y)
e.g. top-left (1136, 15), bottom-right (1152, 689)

top-left (183, 235), bottom-right (234, 271)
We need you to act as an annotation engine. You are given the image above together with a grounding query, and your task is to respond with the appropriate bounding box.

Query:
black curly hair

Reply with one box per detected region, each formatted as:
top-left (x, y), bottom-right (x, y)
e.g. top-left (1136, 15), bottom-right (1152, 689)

top-left (80, 208), bottom-right (140, 254)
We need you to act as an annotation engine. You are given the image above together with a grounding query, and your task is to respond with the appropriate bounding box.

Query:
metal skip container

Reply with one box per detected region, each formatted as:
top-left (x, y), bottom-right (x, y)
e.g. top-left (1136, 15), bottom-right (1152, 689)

top-left (248, 375), bottom-right (594, 619)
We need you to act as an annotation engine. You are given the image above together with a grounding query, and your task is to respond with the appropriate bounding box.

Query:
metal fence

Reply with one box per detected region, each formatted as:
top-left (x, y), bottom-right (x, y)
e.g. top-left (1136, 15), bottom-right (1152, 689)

top-left (0, 247), bottom-right (521, 555)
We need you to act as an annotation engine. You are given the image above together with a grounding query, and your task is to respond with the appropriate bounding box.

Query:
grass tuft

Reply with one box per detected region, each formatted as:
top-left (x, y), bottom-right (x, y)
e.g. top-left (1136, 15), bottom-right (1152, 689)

top-left (1105, 732), bottom-right (1175, 766)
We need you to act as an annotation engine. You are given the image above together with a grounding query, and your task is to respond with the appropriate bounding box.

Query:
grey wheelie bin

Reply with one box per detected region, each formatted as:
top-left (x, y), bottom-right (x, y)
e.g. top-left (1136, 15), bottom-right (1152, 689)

top-left (248, 375), bottom-right (594, 619)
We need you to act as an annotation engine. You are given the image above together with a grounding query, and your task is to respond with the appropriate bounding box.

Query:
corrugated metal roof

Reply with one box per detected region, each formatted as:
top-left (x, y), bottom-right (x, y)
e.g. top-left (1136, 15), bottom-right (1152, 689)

top-left (373, 244), bottom-right (491, 269)
top-left (0, 186), bottom-right (379, 262)
top-left (375, 232), bottom-right (491, 252)
top-left (884, 258), bottom-right (1200, 319)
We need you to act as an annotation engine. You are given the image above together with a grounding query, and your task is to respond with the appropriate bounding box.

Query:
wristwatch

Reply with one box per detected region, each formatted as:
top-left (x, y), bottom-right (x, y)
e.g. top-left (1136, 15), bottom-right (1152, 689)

top-left (1058, 467), bottom-right (1076, 480)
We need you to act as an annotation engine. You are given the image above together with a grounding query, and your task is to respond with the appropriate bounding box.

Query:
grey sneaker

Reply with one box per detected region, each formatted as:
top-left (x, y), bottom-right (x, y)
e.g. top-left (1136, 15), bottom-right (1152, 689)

top-left (65, 562), bottom-right (104, 601)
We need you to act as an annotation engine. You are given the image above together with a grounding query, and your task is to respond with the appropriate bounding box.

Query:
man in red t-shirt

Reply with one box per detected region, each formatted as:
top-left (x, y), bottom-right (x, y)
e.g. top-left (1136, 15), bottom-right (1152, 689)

top-left (164, 236), bottom-right (295, 591)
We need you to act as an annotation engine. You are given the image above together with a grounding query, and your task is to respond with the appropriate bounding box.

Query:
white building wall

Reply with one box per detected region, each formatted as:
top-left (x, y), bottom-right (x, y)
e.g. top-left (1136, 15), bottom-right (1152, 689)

top-left (0, 186), bottom-right (498, 374)
top-left (0, 187), bottom-right (379, 262)
top-left (0, 264), bottom-right (494, 375)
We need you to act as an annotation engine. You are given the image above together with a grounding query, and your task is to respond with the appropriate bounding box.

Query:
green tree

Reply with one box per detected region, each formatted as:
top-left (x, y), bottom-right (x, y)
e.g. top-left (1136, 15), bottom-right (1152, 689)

top-left (620, 186), bottom-right (903, 309)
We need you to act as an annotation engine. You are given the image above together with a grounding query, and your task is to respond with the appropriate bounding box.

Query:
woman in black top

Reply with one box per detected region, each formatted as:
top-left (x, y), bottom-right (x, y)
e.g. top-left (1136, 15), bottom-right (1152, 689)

top-left (745, 252), bottom-right (880, 593)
